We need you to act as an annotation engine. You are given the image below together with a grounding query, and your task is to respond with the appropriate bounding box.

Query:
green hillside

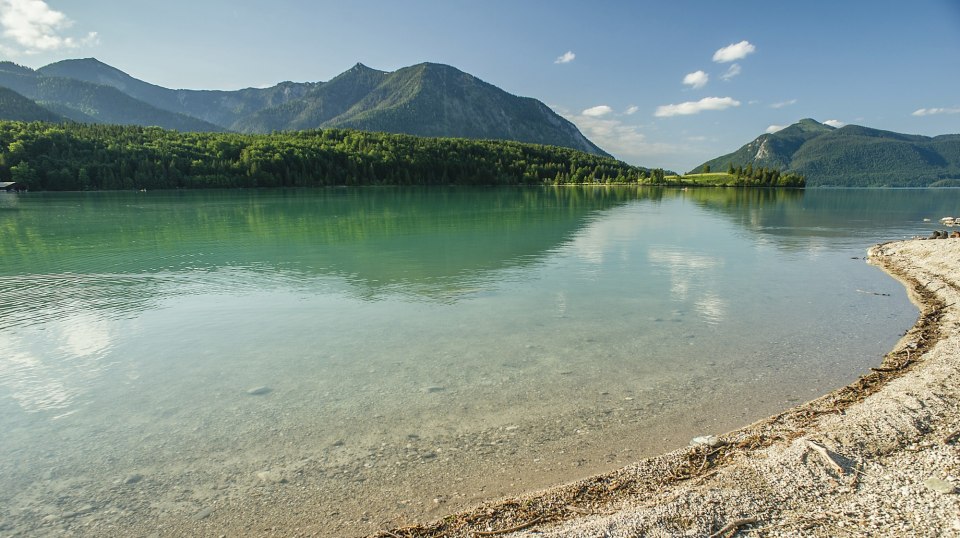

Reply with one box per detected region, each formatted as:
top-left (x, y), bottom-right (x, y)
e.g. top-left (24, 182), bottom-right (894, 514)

top-left (234, 62), bottom-right (611, 157)
top-left (38, 58), bottom-right (319, 127)
top-left (27, 58), bottom-right (612, 158)
top-left (790, 127), bottom-right (960, 186)
top-left (0, 86), bottom-right (64, 122)
top-left (692, 119), bottom-right (834, 174)
top-left (692, 119), bottom-right (960, 187)
top-left (231, 63), bottom-right (389, 132)
top-left (0, 62), bottom-right (223, 132)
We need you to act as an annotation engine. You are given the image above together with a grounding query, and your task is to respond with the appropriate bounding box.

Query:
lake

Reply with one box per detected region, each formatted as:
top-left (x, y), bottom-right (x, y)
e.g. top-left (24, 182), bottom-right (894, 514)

top-left (0, 186), bottom-right (952, 536)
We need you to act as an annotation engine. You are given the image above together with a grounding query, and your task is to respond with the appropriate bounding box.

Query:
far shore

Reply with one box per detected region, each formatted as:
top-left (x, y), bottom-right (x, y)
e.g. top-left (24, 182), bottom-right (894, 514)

top-left (377, 238), bottom-right (960, 537)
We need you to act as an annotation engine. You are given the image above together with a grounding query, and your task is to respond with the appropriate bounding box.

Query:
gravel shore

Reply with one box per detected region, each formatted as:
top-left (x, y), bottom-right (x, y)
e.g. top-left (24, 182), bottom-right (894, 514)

top-left (376, 238), bottom-right (960, 538)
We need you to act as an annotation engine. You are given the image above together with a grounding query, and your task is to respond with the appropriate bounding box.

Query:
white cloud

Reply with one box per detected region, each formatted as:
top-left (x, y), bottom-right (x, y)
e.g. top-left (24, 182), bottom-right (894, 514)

top-left (720, 63), bottom-right (742, 80)
top-left (654, 96), bottom-right (741, 117)
top-left (0, 0), bottom-right (97, 54)
top-left (682, 70), bottom-right (709, 89)
top-left (554, 105), bottom-right (684, 165)
top-left (766, 124), bottom-right (787, 134)
top-left (824, 119), bottom-right (846, 128)
top-left (770, 99), bottom-right (797, 109)
top-left (713, 40), bottom-right (756, 63)
top-left (912, 107), bottom-right (960, 116)
top-left (554, 50), bottom-right (576, 64)
top-left (582, 105), bottom-right (613, 117)
top-left (625, 105), bottom-right (639, 115)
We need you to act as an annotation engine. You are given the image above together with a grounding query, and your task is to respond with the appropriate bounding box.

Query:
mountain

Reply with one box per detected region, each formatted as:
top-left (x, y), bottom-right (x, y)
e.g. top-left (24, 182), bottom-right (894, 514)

top-left (692, 119), bottom-right (960, 187)
top-left (37, 58), bottom-right (319, 127)
top-left (0, 62), bottom-right (223, 132)
top-left (231, 63), bottom-right (388, 132)
top-left (0, 86), bottom-right (65, 122)
top-left (36, 58), bottom-right (610, 157)
top-left (694, 118), bottom-right (834, 172)
top-left (237, 62), bottom-right (610, 157)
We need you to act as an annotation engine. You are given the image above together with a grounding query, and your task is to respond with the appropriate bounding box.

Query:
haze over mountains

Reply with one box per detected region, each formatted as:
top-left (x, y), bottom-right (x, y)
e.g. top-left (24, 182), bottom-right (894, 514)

top-left (692, 119), bottom-right (960, 187)
top-left (0, 58), bottom-right (609, 157)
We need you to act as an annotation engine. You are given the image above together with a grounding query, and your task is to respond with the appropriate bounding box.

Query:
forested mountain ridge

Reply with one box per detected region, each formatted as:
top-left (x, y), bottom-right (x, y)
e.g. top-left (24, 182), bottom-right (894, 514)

top-left (692, 119), bottom-right (960, 187)
top-left (0, 62), bottom-right (225, 132)
top-left (0, 86), bottom-right (65, 123)
top-left (1, 58), bottom-right (610, 157)
top-left (37, 58), bottom-right (320, 127)
top-left (231, 63), bottom-right (389, 133)
top-left (240, 62), bottom-right (611, 157)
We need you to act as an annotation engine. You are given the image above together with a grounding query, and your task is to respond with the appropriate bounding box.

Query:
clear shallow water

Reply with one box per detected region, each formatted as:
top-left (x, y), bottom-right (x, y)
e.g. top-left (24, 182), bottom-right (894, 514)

top-left (0, 186), bottom-right (951, 535)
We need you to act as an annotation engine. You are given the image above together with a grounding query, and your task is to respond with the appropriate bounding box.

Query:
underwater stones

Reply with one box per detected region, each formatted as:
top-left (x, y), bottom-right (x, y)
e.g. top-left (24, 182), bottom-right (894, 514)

top-left (191, 507), bottom-right (213, 521)
top-left (255, 470), bottom-right (287, 484)
top-left (690, 435), bottom-right (723, 447)
top-left (924, 478), bottom-right (957, 494)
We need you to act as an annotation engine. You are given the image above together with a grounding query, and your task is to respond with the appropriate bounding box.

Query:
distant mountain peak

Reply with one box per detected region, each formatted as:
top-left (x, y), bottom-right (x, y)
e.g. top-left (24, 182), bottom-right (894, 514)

top-left (347, 63), bottom-right (388, 77)
top-left (793, 118), bottom-right (834, 131)
top-left (692, 118), bottom-right (960, 186)
top-left (9, 57), bottom-right (613, 159)
top-left (415, 61), bottom-right (455, 69)
top-left (43, 57), bottom-right (123, 73)
top-left (0, 61), bottom-right (36, 75)
top-left (68, 57), bottom-right (108, 66)
top-left (234, 60), bottom-right (610, 157)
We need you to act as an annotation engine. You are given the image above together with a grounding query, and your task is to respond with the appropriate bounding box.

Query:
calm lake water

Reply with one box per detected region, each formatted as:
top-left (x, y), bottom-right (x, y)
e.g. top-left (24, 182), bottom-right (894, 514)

top-left (0, 186), bottom-right (953, 536)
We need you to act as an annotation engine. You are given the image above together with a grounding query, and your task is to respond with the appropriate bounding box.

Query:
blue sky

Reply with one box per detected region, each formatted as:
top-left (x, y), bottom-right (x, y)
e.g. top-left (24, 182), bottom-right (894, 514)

top-left (1, 0), bottom-right (958, 172)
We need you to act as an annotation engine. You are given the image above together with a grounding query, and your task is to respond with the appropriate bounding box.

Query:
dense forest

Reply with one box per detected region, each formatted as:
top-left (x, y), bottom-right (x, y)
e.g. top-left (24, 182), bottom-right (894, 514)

top-left (720, 162), bottom-right (806, 187)
top-left (0, 120), bottom-right (659, 191)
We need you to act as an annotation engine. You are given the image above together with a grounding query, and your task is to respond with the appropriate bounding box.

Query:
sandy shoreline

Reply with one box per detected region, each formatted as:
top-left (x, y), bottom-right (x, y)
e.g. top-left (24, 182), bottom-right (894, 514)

top-left (374, 239), bottom-right (960, 537)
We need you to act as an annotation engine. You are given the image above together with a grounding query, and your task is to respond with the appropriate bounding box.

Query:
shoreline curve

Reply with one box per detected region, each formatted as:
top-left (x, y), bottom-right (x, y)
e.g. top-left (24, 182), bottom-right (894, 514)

top-left (373, 239), bottom-right (960, 537)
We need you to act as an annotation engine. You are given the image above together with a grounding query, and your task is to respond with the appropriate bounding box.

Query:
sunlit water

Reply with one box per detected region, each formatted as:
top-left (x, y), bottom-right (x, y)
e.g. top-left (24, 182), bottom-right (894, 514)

top-left (0, 187), bottom-right (952, 536)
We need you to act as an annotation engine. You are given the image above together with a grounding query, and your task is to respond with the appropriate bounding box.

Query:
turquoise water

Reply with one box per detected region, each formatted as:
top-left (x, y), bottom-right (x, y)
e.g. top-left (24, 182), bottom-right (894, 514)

top-left (0, 187), bottom-right (950, 536)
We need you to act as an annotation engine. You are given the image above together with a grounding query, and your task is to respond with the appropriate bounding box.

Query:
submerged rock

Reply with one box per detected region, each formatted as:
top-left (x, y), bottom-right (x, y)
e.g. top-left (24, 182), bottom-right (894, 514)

top-left (256, 470), bottom-right (287, 484)
top-left (924, 478), bottom-right (956, 494)
top-left (690, 435), bottom-right (723, 448)
top-left (192, 507), bottom-right (213, 521)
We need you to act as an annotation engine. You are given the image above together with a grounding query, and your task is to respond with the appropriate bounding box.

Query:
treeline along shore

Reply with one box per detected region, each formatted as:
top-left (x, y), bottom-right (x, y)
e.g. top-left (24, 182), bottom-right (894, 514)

top-left (0, 121), bottom-right (803, 191)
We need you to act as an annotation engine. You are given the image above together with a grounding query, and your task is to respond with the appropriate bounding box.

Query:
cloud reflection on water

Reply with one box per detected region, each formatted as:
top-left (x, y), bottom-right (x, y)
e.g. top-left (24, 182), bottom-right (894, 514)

top-left (648, 248), bottom-right (727, 324)
top-left (0, 312), bottom-right (115, 413)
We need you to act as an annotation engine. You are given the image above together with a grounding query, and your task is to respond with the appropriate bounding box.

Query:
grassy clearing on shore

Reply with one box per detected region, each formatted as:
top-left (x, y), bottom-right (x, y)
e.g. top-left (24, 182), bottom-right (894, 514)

top-left (664, 173), bottom-right (738, 186)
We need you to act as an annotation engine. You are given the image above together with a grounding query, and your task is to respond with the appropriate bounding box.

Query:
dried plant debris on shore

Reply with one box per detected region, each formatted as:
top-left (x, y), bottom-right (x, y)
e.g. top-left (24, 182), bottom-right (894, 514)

top-left (371, 240), bottom-right (960, 538)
